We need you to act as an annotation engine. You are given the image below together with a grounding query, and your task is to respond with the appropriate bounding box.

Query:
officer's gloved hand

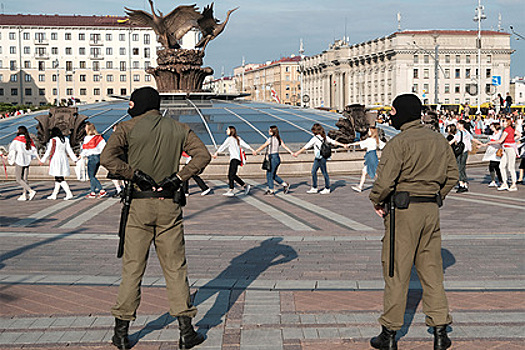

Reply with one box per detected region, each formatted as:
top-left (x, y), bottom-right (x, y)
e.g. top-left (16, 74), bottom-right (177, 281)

top-left (158, 173), bottom-right (182, 193)
top-left (132, 169), bottom-right (157, 191)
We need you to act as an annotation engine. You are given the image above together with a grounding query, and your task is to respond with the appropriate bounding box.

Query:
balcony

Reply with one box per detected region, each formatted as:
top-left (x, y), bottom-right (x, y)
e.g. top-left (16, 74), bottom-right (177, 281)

top-left (89, 54), bottom-right (104, 60)
top-left (34, 53), bottom-right (50, 60)
top-left (89, 40), bottom-right (104, 46)
top-left (34, 39), bottom-right (49, 45)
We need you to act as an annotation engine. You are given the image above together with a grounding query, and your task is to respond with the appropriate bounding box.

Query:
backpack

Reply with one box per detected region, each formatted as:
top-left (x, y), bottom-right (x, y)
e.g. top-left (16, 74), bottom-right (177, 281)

top-left (317, 136), bottom-right (332, 159)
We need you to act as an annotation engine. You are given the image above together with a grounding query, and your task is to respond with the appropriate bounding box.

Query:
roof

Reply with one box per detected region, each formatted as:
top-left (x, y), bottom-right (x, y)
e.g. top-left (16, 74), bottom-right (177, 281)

top-left (393, 30), bottom-right (510, 36)
top-left (0, 14), bottom-right (146, 28)
top-left (243, 56), bottom-right (301, 73)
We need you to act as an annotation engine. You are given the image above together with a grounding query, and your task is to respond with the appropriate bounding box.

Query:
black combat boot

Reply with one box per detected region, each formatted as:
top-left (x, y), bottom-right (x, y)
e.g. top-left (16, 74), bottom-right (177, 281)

top-left (370, 325), bottom-right (397, 350)
top-left (177, 316), bottom-right (205, 349)
top-left (112, 318), bottom-right (131, 350)
top-left (434, 325), bottom-right (452, 350)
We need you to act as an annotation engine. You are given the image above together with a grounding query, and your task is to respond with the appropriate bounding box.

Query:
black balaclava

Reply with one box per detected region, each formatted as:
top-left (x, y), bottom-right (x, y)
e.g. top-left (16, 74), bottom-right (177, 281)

top-left (128, 87), bottom-right (161, 117)
top-left (391, 94), bottom-right (422, 130)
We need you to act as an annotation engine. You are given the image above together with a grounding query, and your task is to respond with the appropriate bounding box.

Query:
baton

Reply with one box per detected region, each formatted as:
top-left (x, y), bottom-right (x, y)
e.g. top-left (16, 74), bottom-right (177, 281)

top-left (117, 181), bottom-right (133, 258)
top-left (389, 196), bottom-right (395, 278)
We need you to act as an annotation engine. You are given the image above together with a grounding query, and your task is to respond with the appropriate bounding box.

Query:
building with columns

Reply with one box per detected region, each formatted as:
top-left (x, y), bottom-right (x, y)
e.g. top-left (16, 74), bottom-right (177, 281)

top-left (0, 14), bottom-right (157, 106)
top-left (302, 30), bottom-right (513, 111)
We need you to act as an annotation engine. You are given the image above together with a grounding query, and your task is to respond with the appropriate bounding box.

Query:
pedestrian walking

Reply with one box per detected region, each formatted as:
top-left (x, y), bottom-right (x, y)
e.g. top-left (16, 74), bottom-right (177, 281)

top-left (6, 126), bottom-right (39, 201)
top-left (212, 126), bottom-right (256, 197)
top-left (293, 123), bottom-right (347, 194)
top-left (483, 123), bottom-right (504, 187)
top-left (449, 120), bottom-right (483, 192)
top-left (181, 151), bottom-right (211, 196)
top-left (100, 87), bottom-right (210, 350)
top-left (254, 125), bottom-right (293, 195)
top-left (348, 126), bottom-right (385, 193)
top-left (369, 94), bottom-right (458, 350)
top-left (80, 122), bottom-right (107, 198)
top-left (486, 117), bottom-right (518, 191)
top-left (505, 92), bottom-right (513, 114)
top-left (40, 127), bottom-right (77, 200)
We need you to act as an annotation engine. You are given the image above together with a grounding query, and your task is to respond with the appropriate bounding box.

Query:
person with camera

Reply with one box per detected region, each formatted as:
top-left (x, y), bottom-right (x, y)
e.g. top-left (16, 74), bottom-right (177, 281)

top-left (100, 87), bottom-right (211, 350)
top-left (369, 94), bottom-right (458, 350)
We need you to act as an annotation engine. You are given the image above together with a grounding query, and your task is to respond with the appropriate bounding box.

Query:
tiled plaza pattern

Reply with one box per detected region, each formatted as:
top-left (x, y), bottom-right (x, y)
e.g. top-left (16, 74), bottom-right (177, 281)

top-left (0, 167), bottom-right (524, 349)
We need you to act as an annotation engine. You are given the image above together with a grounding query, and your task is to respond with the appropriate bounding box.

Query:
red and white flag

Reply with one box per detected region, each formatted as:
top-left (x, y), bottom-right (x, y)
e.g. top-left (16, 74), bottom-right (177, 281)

top-left (271, 88), bottom-right (281, 104)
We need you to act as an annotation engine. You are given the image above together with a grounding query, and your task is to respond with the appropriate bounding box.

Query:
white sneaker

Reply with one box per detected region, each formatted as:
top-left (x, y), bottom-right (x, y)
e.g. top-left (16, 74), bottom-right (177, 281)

top-left (244, 185), bottom-right (251, 195)
top-left (319, 188), bottom-right (331, 195)
top-left (201, 188), bottom-right (211, 196)
top-left (497, 183), bottom-right (509, 191)
top-left (64, 194), bottom-right (74, 200)
top-left (508, 184), bottom-right (518, 192)
top-left (306, 187), bottom-right (318, 194)
top-left (223, 189), bottom-right (235, 197)
top-left (17, 194), bottom-right (27, 201)
top-left (47, 194), bottom-right (57, 200)
top-left (28, 190), bottom-right (37, 200)
top-left (351, 186), bottom-right (362, 193)
top-left (488, 181), bottom-right (497, 187)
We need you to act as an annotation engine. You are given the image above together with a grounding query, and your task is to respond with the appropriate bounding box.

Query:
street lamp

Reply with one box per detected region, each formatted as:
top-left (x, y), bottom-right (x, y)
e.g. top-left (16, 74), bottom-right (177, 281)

top-left (54, 59), bottom-right (60, 106)
top-left (473, 0), bottom-right (487, 114)
top-left (510, 26), bottom-right (525, 40)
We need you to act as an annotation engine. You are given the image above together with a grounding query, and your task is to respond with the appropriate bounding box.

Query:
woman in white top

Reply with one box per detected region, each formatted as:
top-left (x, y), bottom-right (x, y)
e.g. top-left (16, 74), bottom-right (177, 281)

top-left (293, 123), bottom-right (347, 194)
top-left (482, 123), bottom-right (503, 187)
top-left (40, 127), bottom-right (78, 200)
top-left (213, 126), bottom-right (256, 197)
top-left (80, 122), bottom-right (107, 198)
top-left (449, 120), bottom-right (483, 192)
top-left (255, 125), bottom-right (294, 195)
top-left (6, 126), bottom-right (39, 200)
top-left (348, 127), bottom-right (386, 193)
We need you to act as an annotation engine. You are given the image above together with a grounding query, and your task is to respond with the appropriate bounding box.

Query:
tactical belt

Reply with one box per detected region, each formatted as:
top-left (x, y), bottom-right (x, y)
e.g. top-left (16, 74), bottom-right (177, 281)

top-left (132, 190), bottom-right (175, 199)
top-left (409, 196), bottom-right (438, 203)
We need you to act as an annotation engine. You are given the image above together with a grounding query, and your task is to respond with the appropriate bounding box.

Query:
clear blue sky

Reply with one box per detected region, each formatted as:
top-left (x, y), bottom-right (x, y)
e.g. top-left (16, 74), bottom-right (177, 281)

top-left (6, 0), bottom-right (525, 78)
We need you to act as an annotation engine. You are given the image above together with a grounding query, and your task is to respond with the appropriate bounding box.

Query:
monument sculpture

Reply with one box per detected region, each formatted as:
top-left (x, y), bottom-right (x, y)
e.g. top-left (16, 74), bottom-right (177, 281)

top-left (328, 104), bottom-right (386, 143)
top-left (34, 107), bottom-right (88, 151)
top-left (125, 0), bottom-right (238, 92)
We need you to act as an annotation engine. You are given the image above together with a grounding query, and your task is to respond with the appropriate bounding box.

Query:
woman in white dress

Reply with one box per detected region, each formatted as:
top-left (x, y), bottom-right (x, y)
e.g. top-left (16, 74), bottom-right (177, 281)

top-left (6, 126), bottom-right (39, 200)
top-left (40, 127), bottom-right (78, 200)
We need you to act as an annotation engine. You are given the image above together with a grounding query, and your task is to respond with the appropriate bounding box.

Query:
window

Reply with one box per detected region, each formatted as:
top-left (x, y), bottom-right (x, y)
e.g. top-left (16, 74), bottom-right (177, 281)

top-left (106, 47), bottom-right (113, 55)
top-left (0, 88), bottom-right (3, 96)
top-left (39, 89), bottom-right (45, 96)
top-left (94, 88), bottom-right (100, 95)
top-left (93, 75), bottom-right (100, 82)
top-left (413, 69), bottom-right (419, 79)
top-left (424, 69), bottom-right (429, 79)
top-left (423, 83), bottom-right (429, 92)
top-left (65, 47), bottom-right (72, 55)
top-left (9, 32), bottom-right (15, 40)
top-left (25, 88), bottom-right (32, 96)
top-left (11, 88), bottom-right (18, 96)
top-left (38, 61), bottom-right (45, 71)
top-left (66, 88), bottom-right (73, 95)
top-left (465, 69), bottom-right (471, 78)
top-left (133, 74), bottom-right (140, 82)
top-left (23, 32), bottom-right (30, 40)
top-left (144, 34), bottom-right (150, 45)
top-left (79, 61), bottom-right (86, 69)
top-left (120, 48), bottom-right (126, 55)
top-left (466, 55), bottom-right (471, 64)
top-left (65, 33), bottom-right (72, 40)
top-left (52, 47), bottom-right (58, 55)
top-left (93, 61), bottom-right (100, 71)
top-left (412, 83), bottom-right (418, 93)
top-left (444, 98), bottom-right (450, 104)
top-left (24, 61), bottom-right (31, 69)
top-left (444, 84), bottom-right (450, 93)
top-left (66, 75), bottom-right (73, 82)
top-left (52, 74), bottom-right (57, 82)
top-left (119, 34), bottom-right (126, 41)
top-left (24, 46), bottom-right (30, 54)
top-left (79, 33), bottom-right (85, 40)
top-left (445, 55), bottom-right (450, 64)
top-left (10, 46), bottom-right (16, 54)
top-left (132, 61), bottom-right (139, 69)
top-left (132, 48), bottom-right (139, 56)
top-left (79, 48), bottom-right (86, 55)
top-left (455, 69), bottom-right (460, 78)
top-left (24, 74), bottom-right (31, 82)
top-left (120, 88), bottom-right (127, 95)
top-left (455, 84), bottom-right (460, 93)
top-left (66, 61), bottom-right (73, 71)
top-left (120, 75), bottom-right (127, 82)
top-left (106, 61), bottom-right (113, 69)
top-left (120, 61), bottom-right (126, 71)
top-left (51, 33), bottom-right (58, 40)
top-left (144, 48), bottom-right (150, 58)
top-left (38, 74), bottom-right (45, 82)
top-left (132, 34), bottom-right (139, 41)
top-left (52, 88), bottom-right (57, 95)
top-left (106, 74), bottom-right (114, 82)
top-left (90, 47), bottom-right (102, 58)
top-left (10, 74), bottom-right (17, 82)
top-left (424, 55), bottom-right (429, 64)
top-left (486, 55), bottom-right (492, 63)
top-left (145, 75), bottom-right (151, 82)
top-left (106, 33), bottom-right (112, 41)
top-left (80, 74), bottom-right (86, 82)
top-left (413, 55), bottom-right (418, 64)
top-left (485, 84), bottom-right (492, 94)
top-left (80, 88), bottom-right (87, 96)
top-left (145, 61), bottom-right (151, 69)
top-left (455, 55), bottom-right (460, 64)
top-left (107, 88), bottom-right (114, 95)
top-left (486, 68), bottom-right (491, 78)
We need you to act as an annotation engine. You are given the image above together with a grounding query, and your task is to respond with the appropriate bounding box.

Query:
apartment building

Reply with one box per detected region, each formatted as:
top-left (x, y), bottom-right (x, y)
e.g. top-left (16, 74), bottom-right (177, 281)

top-left (0, 14), bottom-right (157, 106)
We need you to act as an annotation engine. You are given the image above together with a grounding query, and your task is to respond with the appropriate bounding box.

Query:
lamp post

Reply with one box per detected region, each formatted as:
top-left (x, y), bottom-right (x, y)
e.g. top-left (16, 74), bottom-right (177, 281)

top-left (54, 59), bottom-right (60, 106)
top-left (473, 0), bottom-right (486, 114)
top-left (410, 40), bottom-right (446, 105)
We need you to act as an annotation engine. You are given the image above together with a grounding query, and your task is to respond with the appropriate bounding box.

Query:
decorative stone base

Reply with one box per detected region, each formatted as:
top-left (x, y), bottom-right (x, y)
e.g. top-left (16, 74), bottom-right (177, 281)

top-left (147, 49), bottom-right (214, 92)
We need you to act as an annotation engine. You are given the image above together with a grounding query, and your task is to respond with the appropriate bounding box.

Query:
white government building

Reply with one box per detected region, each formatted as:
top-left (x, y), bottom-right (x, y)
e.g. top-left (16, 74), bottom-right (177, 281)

top-left (302, 30), bottom-right (513, 110)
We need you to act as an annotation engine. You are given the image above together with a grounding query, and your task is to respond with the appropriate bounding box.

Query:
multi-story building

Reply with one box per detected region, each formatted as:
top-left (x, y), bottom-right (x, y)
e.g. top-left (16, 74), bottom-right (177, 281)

top-left (203, 76), bottom-right (239, 95)
top-left (0, 14), bottom-right (157, 106)
top-left (510, 77), bottom-right (525, 105)
top-left (234, 56), bottom-right (301, 105)
top-left (302, 30), bottom-right (513, 110)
